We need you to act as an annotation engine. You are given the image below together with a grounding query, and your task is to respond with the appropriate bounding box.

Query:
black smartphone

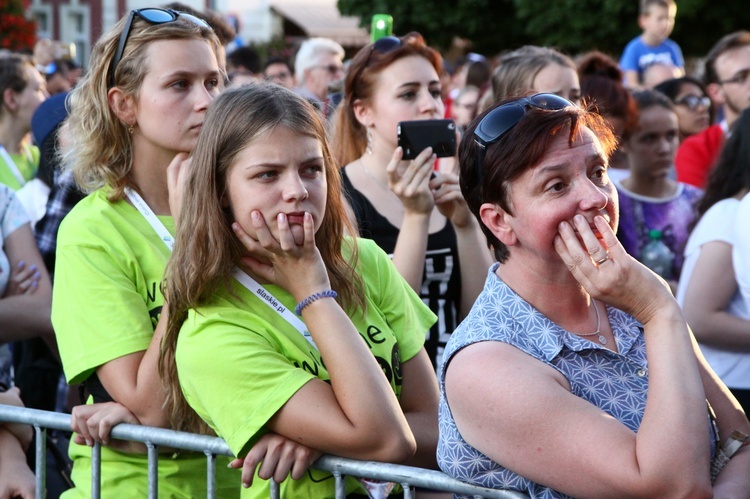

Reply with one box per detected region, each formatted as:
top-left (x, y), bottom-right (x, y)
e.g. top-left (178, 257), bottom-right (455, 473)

top-left (397, 119), bottom-right (457, 160)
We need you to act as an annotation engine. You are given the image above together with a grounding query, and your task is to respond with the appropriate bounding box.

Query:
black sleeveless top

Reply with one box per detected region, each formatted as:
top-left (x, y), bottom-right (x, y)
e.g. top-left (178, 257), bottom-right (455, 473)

top-left (341, 169), bottom-right (461, 368)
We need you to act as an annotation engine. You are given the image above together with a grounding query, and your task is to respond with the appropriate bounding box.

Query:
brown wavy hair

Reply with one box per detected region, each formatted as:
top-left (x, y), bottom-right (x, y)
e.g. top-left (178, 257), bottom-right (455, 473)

top-left (459, 98), bottom-right (617, 263)
top-left (62, 12), bottom-right (221, 200)
top-left (331, 32), bottom-right (443, 167)
top-left (160, 84), bottom-right (365, 433)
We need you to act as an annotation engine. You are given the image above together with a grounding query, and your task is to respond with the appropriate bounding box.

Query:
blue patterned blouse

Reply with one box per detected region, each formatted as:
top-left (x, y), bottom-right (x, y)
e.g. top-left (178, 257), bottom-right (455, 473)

top-left (437, 263), bottom-right (717, 498)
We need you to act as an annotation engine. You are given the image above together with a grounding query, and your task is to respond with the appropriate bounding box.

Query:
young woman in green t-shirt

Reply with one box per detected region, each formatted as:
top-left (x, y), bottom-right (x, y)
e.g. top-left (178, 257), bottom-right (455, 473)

top-left (52, 8), bottom-right (239, 496)
top-left (160, 84), bottom-right (440, 496)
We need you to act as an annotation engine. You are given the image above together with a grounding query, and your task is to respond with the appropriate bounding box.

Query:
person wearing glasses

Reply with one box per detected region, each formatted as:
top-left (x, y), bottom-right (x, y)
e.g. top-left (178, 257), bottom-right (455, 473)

top-left (50, 8), bottom-right (240, 495)
top-left (676, 31), bottom-right (750, 188)
top-left (436, 93), bottom-right (750, 497)
top-left (159, 84), bottom-right (438, 496)
top-left (655, 76), bottom-right (713, 142)
top-left (332, 33), bottom-right (492, 370)
top-left (294, 37), bottom-right (345, 118)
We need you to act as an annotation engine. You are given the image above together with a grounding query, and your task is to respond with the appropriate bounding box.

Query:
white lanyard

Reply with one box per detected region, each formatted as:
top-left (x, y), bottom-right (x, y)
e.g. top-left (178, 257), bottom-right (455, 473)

top-left (232, 268), bottom-right (318, 350)
top-left (125, 187), bottom-right (174, 250)
top-left (125, 186), bottom-right (317, 349)
top-left (0, 145), bottom-right (27, 186)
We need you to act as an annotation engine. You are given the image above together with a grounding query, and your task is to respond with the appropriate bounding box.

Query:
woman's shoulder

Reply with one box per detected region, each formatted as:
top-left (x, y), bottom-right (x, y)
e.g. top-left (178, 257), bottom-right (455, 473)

top-left (58, 188), bottom-right (150, 245)
top-left (688, 198), bottom-right (740, 247)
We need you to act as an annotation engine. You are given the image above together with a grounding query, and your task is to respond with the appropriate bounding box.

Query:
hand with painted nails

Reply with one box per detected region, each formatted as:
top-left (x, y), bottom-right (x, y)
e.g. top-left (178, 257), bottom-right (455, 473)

top-left (6, 260), bottom-right (41, 296)
top-left (554, 214), bottom-right (674, 324)
top-left (232, 212), bottom-right (330, 302)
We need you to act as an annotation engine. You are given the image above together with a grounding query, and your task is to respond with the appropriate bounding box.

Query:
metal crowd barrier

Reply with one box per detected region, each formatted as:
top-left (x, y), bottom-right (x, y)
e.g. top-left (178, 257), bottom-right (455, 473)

top-left (0, 404), bottom-right (527, 499)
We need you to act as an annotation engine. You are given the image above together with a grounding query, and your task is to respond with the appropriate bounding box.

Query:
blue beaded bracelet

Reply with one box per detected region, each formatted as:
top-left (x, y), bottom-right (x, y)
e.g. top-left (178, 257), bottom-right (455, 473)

top-left (294, 290), bottom-right (338, 315)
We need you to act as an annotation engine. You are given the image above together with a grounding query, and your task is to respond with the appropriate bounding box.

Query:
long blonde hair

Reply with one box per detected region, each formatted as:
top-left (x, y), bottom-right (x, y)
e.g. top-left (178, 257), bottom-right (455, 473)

top-left (160, 85), bottom-right (365, 433)
top-left (63, 12), bottom-right (220, 200)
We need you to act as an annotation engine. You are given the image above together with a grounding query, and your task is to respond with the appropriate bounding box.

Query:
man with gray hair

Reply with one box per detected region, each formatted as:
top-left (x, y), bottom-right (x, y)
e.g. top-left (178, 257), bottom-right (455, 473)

top-left (294, 37), bottom-right (345, 117)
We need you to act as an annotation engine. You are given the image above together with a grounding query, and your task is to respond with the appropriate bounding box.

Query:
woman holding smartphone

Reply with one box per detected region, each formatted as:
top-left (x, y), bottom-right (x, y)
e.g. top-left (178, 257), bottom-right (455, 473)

top-left (332, 33), bottom-right (492, 369)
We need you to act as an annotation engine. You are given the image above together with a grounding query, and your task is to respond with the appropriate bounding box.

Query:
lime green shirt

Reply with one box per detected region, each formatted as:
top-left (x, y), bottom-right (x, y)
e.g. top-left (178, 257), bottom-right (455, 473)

top-left (53, 188), bottom-right (239, 497)
top-left (0, 144), bottom-right (39, 191)
top-left (176, 238), bottom-right (436, 498)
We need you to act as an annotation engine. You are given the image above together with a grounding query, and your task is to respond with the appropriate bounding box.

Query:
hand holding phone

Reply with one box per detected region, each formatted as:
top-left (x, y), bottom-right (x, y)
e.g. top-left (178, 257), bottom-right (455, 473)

top-left (397, 119), bottom-right (457, 160)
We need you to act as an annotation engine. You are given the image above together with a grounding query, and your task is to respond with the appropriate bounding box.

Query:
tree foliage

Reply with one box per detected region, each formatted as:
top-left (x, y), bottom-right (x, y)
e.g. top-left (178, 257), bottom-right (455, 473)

top-left (338, 0), bottom-right (750, 60)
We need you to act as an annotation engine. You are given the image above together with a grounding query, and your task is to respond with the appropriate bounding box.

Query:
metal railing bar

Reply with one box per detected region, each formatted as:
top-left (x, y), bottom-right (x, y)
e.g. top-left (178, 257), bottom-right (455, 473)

top-left (0, 405), bottom-right (528, 498)
top-left (91, 441), bottom-right (101, 499)
top-left (147, 443), bottom-right (158, 498)
top-left (205, 451), bottom-right (216, 499)
top-left (34, 425), bottom-right (46, 499)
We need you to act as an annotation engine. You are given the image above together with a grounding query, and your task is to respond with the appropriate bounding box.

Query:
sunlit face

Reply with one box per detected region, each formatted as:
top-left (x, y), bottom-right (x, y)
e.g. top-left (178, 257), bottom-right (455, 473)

top-left (451, 87), bottom-right (479, 128)
top-left (673, 82), bottom-right (710, 137)
top-left (625, 105), bottom-right (679, 180)
top-left (532, 63), bottom-right (581, 106)
top-left (366, 55), bottom-right (444, 150)
top-left (712, 45), bottom-right (750, 123)
top-left (16, 64), bottom-right (48, 132)
top-left (132, 38), bottom-right (221, 157)
top-left (640, 4), bottom-right (676, 43)
top-left (502, 128), bottom-right (616, 261)
top-left (225, 126), bottom-right (327, 246)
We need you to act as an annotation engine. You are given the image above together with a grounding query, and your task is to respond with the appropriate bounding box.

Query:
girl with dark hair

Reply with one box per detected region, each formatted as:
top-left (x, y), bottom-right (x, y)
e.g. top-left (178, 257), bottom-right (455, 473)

top-left (678, 107), bottom-right (750, 414)
top-left (615, 89), bottom-right (702, 290)
top-left (654, 76), bottom-right (713, 141)
top-left (332, 32), bottom-right (492, 369)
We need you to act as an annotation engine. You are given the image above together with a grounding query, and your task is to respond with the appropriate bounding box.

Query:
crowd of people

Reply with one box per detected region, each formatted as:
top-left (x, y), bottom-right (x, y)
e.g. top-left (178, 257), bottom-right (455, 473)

top-left (1, 0), bottom-right (750, 497)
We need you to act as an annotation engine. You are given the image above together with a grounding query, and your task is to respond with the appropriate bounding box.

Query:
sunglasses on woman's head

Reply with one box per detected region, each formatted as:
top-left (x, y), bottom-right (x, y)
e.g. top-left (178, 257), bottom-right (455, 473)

top-left (674, 95), bottom-right (711, 111)
top-left (351, 36), bottom-right (403, 94)
top-left (473, 93), bottom-right (574, 183)
top-left (108, 8), bottom-right (210, 88)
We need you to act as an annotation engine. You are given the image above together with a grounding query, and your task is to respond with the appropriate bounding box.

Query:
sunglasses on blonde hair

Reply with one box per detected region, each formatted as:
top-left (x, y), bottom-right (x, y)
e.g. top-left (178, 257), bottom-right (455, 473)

top-left (108, 8), bottom-right (210, 88)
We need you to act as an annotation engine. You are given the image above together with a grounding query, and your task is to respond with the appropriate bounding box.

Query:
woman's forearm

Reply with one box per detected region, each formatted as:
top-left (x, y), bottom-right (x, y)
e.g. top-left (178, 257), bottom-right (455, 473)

top-left (454, 220), bottom-right (493, 317)
top-left (95, 306), bottom-right (170, 428)
top-left (390, 212), bottom-right (430, 293)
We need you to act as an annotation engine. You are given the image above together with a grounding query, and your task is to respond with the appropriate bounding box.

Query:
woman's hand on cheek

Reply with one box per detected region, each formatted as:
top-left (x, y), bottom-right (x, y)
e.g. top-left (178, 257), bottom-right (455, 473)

top-left (234, 211), bottom-right (330, 301)
top-left (554, 215), bottom-right (673, 322)
top-left (167, 152), bottom-right (191, 220)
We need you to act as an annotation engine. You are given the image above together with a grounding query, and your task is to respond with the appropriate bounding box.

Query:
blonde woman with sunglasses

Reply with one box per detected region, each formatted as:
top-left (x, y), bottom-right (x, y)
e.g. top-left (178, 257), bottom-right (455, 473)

top-left (51, 8), bottom-right (239, 496)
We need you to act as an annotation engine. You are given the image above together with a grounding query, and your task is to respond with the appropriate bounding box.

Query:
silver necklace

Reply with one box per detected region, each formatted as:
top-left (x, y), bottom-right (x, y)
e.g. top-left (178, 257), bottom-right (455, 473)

top-left (575, 301), bottom-right (607, 345)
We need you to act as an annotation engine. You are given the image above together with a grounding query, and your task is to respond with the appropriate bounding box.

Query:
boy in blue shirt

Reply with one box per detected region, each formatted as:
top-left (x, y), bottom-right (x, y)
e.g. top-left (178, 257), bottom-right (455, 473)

top-left (620, 0), bottom-right (684, 89)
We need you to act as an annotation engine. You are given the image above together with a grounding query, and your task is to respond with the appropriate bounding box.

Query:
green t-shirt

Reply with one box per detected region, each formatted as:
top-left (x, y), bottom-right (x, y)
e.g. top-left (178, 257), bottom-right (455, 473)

top-left (176, 238), bottom-right (436, 498)
top-left (0, 144), bottom-right (39, 191)
top-left (52, 188), bottom-right (239, 497)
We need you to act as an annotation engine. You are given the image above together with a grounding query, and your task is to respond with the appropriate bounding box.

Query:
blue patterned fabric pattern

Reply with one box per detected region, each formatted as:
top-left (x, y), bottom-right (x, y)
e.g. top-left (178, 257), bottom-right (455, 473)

top-left (437, 263), bottom-right (715, 498)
